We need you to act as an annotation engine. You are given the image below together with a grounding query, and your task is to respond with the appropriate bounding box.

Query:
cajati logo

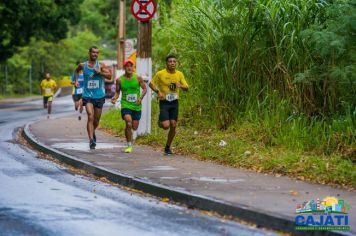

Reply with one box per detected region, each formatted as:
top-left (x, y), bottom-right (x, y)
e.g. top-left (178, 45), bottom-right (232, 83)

top-left (295, 196), bottom-right (351, 231)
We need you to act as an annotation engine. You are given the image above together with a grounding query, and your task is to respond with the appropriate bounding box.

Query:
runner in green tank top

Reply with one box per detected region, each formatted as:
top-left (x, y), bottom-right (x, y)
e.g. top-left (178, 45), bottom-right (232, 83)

top-left (111, 59), bottom-right (147, 153)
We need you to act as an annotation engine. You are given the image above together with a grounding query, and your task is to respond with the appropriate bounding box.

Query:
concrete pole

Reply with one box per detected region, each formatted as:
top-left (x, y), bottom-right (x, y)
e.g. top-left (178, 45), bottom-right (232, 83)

top-left (136, 21), bottom-right (152, 136)
top-left (117, 0), bottom-right (126, 70)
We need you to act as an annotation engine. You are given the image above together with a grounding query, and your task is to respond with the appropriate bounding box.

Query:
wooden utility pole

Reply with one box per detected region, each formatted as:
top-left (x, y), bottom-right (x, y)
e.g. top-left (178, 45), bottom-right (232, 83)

top-left (137, 21), bottom-right (152, 58)
top-left (117, 0), bottom-right (126, 69)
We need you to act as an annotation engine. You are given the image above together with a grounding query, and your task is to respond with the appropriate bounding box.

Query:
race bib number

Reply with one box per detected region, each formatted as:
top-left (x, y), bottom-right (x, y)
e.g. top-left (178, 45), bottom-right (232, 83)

top-left (76, 88), bottom-right (83, 94)
top-left (44, 88), bottom-right (51, 94)
top-left (126, 94), bottom-right (137, 103)
top-left (87, 80), bottom-right (99, 89)
top-left (166, 93), bottom-right (178, 102)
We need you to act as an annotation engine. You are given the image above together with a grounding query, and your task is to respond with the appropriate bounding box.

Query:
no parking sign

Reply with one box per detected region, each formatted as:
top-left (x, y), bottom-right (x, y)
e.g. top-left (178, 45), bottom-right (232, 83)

top-left (131, 0), bottom-right (156, 22)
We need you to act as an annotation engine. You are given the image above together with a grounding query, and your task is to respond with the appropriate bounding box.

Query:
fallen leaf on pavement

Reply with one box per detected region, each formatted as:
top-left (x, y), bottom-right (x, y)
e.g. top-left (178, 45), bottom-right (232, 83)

top-left (161, 197), bottom-right (170, 203)
top-left (289, 190), bottom-right (299, 196)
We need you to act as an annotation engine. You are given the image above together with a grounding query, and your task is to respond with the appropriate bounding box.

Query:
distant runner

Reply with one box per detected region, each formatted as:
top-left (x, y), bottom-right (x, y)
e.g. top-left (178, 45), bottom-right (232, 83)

top-left (74, 46), bottom-right (112, 149)
top-left (111, 59), bottom-right (147, 153)
top-left (71, 61), bottom-right (84, 120)
top-left (40, 72), bottom-right (57, 119)
top-left (149, 55), bottom-right (188, 155)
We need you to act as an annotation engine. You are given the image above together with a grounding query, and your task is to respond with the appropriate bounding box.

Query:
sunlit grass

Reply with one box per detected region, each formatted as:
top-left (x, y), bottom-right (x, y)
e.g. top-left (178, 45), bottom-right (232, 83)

top-left (101, 107), bottom-right (356, 188)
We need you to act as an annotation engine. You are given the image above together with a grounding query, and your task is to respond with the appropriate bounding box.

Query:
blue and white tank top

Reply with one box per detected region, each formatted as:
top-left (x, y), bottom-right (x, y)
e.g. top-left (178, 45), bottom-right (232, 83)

top-left (71, 72), bottom-right (84, 95)
top-left (83, 60), bottom-right (105, 99)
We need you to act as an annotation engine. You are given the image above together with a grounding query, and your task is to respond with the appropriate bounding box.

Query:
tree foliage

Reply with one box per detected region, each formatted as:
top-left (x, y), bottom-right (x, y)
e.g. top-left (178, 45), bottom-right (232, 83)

top-left (3, 31), bottom-right (115, 94)
top-left (0, 0), bottom-right (84, 62)
top-left (73, 0), bottom-right (138, 45)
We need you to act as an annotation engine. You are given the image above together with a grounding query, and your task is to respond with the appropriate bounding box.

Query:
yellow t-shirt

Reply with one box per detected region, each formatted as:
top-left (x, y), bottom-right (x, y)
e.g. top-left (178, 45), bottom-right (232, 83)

top-left (40, 79), bottom-right (57, 97)
top-left (151, 69), bottom-right (188, 100)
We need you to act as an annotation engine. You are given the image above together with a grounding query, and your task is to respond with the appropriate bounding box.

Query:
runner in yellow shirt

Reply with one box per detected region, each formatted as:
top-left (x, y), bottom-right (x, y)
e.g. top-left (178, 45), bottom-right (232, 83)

top-left (149, 55), bottom-right (188, 155)
top-left (40, 72), bottom-right (57, 118)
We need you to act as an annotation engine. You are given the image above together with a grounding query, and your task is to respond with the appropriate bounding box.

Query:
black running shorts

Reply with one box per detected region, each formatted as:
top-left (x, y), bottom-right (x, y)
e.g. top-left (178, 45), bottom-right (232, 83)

top-left (43, 96), bottom-right (53, 105)
top-left (159, 100), bottom-right (179, 121)
top-left (72, 94), bottom-right (82, 102)
top-left (82, 97), bottom-right (105, 109)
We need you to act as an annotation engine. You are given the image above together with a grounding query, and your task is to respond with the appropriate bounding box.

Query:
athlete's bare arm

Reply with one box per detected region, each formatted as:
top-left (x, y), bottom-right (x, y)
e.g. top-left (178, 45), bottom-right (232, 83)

top-left (53, 83), bottom-right (58, 92)
top-left (111, 79), bottom-right (121, 104)
top-left (149, 82), bottom-right (164, 100)
top-left (74, 63), bottom-right (84, 87)
top-left (176, 83), bottom-right (188, 91)
top-left (137, 76), bottom-right (147, 104)
top-left (99, 62), bottom-right (112, 82)
top-left (176, 78), bottom-right (188, 91)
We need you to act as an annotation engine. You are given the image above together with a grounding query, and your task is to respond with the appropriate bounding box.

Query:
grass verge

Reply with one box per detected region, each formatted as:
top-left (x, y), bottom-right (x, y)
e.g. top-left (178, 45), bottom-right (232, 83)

top-left (100, 104), bottom-right (356, 189)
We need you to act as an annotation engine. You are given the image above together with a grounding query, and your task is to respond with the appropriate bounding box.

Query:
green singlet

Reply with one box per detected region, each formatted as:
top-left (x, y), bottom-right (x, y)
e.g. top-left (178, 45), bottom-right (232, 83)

top-left (120, 74), bottom-right (141, 111)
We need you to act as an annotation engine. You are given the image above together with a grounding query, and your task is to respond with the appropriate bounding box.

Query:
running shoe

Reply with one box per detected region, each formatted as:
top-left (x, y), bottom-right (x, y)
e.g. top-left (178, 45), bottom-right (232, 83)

top-left (93, 132), bottom-right (96, 143)
top-left (164, 147), bottom-right (173, 155)
top-left (124, 146), bottom-right (133, 153)
top-left (78, 115), bottom-right (81, 121)
top-left (89, 139), bottom-right (96, 149)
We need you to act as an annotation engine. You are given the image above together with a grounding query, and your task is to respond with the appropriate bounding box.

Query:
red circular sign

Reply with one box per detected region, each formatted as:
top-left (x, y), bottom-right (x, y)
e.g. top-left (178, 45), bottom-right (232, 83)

top-left (131, 0), bottom-right (156, 22)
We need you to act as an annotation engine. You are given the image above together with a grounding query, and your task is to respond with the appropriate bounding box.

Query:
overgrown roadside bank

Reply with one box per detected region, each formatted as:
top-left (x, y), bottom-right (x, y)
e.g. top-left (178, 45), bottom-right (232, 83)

top-left (100, 105), bottom-right (356, 190)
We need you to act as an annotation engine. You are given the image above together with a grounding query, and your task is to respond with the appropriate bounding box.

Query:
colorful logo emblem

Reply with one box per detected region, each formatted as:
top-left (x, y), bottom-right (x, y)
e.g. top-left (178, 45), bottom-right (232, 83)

top-left (295, 196), bottom-right (351, 231)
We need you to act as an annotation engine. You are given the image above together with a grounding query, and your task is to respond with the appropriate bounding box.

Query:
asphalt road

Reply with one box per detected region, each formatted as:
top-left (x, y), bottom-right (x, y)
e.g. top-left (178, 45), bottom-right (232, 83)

top-left (0, 96), bottom-right (277, 236)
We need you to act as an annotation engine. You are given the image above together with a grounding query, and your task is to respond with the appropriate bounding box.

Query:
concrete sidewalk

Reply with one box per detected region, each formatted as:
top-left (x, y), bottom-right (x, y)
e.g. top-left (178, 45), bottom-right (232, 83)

top-left (24, 115), bottom-right (355, 236)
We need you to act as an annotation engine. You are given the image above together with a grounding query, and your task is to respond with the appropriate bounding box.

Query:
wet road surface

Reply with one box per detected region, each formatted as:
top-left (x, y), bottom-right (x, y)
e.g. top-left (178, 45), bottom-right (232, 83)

top-left (0, 96), bottom-right (277, 236)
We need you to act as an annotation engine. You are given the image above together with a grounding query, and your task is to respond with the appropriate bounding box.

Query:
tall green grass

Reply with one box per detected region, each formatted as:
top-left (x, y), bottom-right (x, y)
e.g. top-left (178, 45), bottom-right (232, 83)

top-left (153, 0), bottom-right (355, 155)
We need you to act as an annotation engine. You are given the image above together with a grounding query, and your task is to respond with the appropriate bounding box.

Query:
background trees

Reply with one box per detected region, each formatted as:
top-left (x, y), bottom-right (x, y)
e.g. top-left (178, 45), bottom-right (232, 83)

top-left (0, 0), bottom-right (118, 95)
top-left (0, 0), bottom-right (84, 62)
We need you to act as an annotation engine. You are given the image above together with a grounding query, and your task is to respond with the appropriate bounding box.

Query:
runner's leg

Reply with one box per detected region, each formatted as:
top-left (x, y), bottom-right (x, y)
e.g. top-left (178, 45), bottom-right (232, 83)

top-left (78, 98), bottom-right (83, 120)
top-left (93, 107), bottom-right (102, 131)
top-left (131, 111), bottom-right (141, 140)
top-left (47, 101), bottom-right (52, 114)
top-left (93, 106), bottom-right (102, 142)
top-left (85, 103), bottom-right (95, 140)
top-left (124, 114), bottom-right (133, 143)
top-left (43, 97), bottom-right (48, 109)
top-left (74, 100), bottom-right (79, 111)
top-left (132, 120), bottom-right (139, 131)
top-left (159, 103), bottom-right (170, 130)
top-left (79, 98), bottom-right (83, 113)
top-left (161, 120), bottom-right (170, 130)
top-left (166, 120), bottom-right (177, 147)
top-left (123, 114), bottom-right (134, 153)
top-left (164, 101), bottom-right (178, 155)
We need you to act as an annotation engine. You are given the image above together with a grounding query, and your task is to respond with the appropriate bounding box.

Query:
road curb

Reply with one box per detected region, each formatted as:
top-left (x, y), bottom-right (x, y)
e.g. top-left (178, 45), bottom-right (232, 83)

top-left (23, 122), bottom-right (348, 236)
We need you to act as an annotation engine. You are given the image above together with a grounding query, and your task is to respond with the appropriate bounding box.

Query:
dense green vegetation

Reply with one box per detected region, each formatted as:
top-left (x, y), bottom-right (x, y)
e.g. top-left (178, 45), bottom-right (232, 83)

top-left (102, 0), bottom-right (355, 187)
top-left (1, 0), bottom-right (354, 185)
top-left (101, 104), bottom-right (355, 187)
top-left (0, 0), bottom-right (84, 61)
top-left (0, 0), bottom-right (137, 95)
top-left (151, 0), bottom-right (355, 156)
